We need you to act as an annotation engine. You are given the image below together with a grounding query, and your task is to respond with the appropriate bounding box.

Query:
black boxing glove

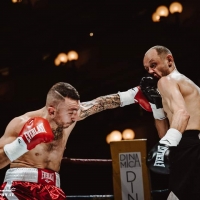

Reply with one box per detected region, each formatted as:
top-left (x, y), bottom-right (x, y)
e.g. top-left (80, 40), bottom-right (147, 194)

top-left (140, 76), bottom-right (166, 120)
top-left (147, 128), bottom-right (182, 174)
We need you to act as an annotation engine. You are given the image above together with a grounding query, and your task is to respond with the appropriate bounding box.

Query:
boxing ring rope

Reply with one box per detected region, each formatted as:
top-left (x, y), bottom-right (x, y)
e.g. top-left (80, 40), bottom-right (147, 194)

top-left (62, 157), bottom-right (112, 165)
top-left (61, 157), bottom-right (169, 199)
top-left (62, 157), bottom-right (114, 199)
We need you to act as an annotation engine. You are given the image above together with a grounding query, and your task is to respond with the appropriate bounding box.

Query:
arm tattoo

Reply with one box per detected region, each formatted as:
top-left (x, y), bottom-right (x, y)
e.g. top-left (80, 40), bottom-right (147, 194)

top-left (79, 94), bottom-right (120, 119)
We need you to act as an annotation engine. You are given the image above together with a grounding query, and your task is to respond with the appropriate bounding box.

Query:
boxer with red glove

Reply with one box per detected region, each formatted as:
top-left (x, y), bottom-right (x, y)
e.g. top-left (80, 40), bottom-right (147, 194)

top-left (4, 117), bottom-right (54, 162)
top-left (118, 86), bottom-right (152, 112)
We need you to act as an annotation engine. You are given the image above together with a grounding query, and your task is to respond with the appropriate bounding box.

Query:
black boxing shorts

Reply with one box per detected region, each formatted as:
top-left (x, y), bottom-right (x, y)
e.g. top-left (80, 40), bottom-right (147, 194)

top-left (169, 130), bottom-right (200, 200)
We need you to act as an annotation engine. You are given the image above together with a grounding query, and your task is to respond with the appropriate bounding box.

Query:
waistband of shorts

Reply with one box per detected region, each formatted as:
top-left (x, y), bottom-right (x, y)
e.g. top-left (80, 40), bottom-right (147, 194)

top-left (4, 168), bottom-right (60, 188)
top-left (182, 130), bottom-right (200, 138)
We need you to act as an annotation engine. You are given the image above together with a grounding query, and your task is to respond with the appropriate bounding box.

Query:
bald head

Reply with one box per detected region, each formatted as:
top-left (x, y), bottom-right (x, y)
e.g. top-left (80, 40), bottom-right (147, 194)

top-left (145, 45), bottom-right (172, 59)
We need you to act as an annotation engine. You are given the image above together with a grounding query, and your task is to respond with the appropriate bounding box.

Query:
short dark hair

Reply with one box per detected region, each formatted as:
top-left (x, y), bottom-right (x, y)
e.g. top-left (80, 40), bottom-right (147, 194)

top-left (46, 82), bottom-right (80, 106)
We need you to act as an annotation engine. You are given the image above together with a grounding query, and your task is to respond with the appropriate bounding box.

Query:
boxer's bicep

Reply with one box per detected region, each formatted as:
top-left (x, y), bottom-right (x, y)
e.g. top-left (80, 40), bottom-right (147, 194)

top-left (0, 118), bottom-right (21, 168)
top-left (0, 118), bottom-right (21, 148)
top-left (78, 94), bottom-right (120, 119)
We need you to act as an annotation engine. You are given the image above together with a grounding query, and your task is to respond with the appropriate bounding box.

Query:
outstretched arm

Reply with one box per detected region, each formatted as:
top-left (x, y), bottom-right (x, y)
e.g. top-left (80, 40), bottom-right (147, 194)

top-left (79, 93), bottom-right (120, 120)
top-left (77, 86), bottom-right (153, 120)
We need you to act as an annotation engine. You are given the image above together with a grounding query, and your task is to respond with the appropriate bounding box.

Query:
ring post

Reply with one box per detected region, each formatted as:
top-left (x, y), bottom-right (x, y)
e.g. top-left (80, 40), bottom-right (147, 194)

top-left (110, 139), bottom-right (151, 200)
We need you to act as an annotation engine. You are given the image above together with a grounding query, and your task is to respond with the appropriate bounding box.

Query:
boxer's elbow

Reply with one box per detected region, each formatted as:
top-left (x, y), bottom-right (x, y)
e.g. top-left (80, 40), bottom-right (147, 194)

top-left (179, 109), bottom-right (190, 122)
top-left (172, 109), bottom-right (190, 132)
top-left (0, 149), bottom-right (11, 169)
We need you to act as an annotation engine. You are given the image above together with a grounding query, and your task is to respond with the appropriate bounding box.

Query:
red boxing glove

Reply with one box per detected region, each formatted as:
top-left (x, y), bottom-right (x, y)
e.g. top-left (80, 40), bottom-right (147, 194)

top-left (118, 86), bottom-right (152, 112)
top-left (4, 117), bottom-right (54, 162)
top-left (19, 117), bottom-right (54, 150)
top-left (134, 86), bottom-right (152, 112)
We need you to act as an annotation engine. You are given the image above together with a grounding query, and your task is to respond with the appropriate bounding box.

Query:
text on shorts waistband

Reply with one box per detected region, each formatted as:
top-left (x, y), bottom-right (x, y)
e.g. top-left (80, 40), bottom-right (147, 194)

top-left (4, 168), bottom-right (60, 188)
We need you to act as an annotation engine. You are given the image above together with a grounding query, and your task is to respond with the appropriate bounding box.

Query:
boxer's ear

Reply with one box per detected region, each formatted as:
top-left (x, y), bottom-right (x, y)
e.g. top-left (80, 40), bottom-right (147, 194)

top-left (166, 54), bottom-right (173, 67)
top-left (48, 106), bottom-right (56, 118)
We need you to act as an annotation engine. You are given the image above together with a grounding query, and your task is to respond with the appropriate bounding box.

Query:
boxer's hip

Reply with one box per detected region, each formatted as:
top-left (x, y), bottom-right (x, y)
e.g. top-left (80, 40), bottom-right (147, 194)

top-left (4, 168), bottom-right (60, 187)
top-left (182, 130), bottom-right (200, 138)
top-left (0, 168), bottom-right (66, 200)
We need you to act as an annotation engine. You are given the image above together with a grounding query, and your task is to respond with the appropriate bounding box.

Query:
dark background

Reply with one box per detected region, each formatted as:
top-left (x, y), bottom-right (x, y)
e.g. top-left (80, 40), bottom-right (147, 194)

top-left (0, 0), bottom-right (200, 197)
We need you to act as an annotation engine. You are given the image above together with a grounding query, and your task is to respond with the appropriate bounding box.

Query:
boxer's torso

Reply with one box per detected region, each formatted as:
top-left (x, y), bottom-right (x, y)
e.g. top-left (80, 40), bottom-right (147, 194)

top-left (10, 109), bottom-right (76, 172)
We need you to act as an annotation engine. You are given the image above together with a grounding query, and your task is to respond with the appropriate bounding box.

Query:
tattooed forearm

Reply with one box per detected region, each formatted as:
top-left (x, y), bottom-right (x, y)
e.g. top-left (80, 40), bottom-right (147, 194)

top-left (79, 94), bottom-right (120, 119)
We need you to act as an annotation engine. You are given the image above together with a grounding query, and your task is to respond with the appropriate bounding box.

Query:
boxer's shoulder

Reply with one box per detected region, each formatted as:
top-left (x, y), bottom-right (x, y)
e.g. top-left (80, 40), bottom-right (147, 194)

top-left (5, 111), bottom-right (46, 137)
top-left (4, 117), bottom-right (25, 137)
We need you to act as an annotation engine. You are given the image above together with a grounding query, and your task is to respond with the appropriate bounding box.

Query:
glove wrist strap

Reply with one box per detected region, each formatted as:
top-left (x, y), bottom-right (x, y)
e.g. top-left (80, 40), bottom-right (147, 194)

top-left (160, 128), bottom-right (182, 146)
top-left (4, 137), bottom-right (28, 162)
top-left (118, 87), bottom-right (138, 107)
top-left (150, 103), bottom-right (166, 120)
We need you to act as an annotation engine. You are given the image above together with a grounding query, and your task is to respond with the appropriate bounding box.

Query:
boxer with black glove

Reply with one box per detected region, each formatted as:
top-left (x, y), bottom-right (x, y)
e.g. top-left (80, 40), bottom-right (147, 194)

top-left (139, 75), bottom-right (182, 174)
top-left (146, 128), bottom-right (182, 174)
top-left (140, 75), bottom-right (166, 120)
